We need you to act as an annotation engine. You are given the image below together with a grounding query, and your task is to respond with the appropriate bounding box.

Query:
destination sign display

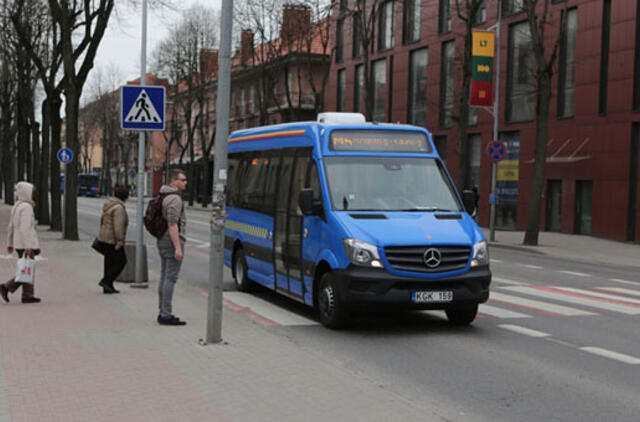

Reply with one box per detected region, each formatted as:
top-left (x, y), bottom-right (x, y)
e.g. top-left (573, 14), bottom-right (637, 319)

top-left (330, 130), bottom-right (431, 153)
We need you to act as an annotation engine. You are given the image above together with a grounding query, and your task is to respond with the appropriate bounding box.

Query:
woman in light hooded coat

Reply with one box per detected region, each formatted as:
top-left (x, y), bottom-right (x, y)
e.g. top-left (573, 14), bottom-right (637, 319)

top-left (0, 182), bottom-right (41, 303)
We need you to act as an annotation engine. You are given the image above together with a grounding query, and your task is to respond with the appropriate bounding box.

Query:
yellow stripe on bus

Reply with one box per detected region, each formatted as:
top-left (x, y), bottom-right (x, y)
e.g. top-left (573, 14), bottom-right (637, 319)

top-left (226, 220), bottom-right (268, 239)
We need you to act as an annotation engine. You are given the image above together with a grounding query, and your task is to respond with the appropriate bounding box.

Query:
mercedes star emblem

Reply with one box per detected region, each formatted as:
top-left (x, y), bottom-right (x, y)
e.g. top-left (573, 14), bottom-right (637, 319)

top-left (423, 248), bottom-right (442, 268)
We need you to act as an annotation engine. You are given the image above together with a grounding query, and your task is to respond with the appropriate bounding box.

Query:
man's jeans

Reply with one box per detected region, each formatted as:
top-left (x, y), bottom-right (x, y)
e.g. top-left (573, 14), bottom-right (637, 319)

top-left (157, 237), bottom-right (185, 318)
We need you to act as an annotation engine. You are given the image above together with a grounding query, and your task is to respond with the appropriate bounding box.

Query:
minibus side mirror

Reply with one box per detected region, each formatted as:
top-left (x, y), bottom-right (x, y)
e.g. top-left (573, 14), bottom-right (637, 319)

top-left (462, 190), bottom-right (477, 215)
top-left (299, 188), bottom-right (323, 216)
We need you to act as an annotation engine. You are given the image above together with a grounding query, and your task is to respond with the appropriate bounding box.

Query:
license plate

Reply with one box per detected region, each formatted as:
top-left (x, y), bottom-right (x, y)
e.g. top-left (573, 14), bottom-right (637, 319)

top-left (411, 291), bottom-right (453, 303)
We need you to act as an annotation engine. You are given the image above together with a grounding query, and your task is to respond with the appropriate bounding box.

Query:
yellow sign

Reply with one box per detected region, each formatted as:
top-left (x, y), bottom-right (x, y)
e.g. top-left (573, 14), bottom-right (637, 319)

top-left (477, 64), bottom-right (491, 73)
top-left (497, 160), bottom-right (519, 181)
top-left (472, 31), bottom-right (495, 58)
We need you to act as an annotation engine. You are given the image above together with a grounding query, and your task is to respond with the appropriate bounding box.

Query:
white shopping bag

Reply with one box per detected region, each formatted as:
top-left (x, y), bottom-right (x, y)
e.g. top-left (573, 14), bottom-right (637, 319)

top-left (14, 258), bottom-right (35, 284)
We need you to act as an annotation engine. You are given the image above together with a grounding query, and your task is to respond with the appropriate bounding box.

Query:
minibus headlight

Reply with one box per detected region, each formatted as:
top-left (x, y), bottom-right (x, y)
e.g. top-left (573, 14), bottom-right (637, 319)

top-left (343, 239), bottom-right (382, 267)
top-left (471, 240), bottom-right (489, 267)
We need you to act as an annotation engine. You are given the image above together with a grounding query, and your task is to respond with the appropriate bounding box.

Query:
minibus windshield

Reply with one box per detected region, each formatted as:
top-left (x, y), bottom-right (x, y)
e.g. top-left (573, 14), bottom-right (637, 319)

top-left (324, 156), bottom-right (462, 212)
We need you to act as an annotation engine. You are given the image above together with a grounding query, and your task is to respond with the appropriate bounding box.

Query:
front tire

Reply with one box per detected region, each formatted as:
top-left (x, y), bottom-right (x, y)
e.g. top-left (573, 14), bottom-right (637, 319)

top-left (317, 273), bottom-right (349, 329)
top-left (233, 249), bottom-right (252, 292)
top-left (445, 304), bottom-right (478, 325)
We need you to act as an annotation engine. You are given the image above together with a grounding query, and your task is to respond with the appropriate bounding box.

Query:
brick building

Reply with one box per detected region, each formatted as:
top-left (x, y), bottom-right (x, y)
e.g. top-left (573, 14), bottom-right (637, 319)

top-left (327, 0), bottom-right (640, 243)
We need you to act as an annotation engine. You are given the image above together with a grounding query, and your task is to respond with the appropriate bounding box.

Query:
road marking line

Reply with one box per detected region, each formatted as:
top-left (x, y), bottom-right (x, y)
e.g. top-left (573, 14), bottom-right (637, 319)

top-left (609, 278), bottom-right (638, 285)
top-left (490, 259), bottom-right (503, 264)
top-left (479, 304), bottom-right (531, 319)
top-left (519, 264), bottom-right (543, 269)
top-left (498, 324), bottom-right (550, 338)
top-left (552, 287), bottom-right (640, 306)
top-left (558, 270), bottom-right (591, 277)
top-left (492, 276), bottom-right (531, 286)
top-left (504, 286), bottom-right (640, 315)
top-left (580, 347), bottom-right (640, 365)
top-left (592, 287), bottom-right (640, 297)
top-left (224, 292), bottom-right (317, 326)
top-left (490, 292), bottom-right (596, 316)
top-left (194, 243), bottom-right (211, 249)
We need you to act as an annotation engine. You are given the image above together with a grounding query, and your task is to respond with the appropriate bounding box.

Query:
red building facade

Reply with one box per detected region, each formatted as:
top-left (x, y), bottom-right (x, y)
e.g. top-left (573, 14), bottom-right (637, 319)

top-left (327, 0), bottom-right (640, 243)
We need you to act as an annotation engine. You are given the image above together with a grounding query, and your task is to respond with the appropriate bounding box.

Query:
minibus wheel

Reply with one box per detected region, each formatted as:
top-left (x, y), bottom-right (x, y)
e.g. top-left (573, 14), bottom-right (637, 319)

top-left (233, 249), bottom-right (252, 292)
top-left (445, 305), bottom-right (478, 325)
top-left (318, 273), bottom-right (348, 329)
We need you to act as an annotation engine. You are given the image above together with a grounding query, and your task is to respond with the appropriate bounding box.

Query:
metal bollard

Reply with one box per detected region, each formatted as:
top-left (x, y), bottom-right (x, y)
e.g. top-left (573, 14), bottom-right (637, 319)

top-left (117, 241), bottom-right (148, 283)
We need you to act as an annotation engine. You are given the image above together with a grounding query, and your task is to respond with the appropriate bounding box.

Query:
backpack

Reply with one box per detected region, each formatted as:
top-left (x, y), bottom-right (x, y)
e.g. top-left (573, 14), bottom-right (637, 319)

top-left (143, 193), bottom-right (178, 238)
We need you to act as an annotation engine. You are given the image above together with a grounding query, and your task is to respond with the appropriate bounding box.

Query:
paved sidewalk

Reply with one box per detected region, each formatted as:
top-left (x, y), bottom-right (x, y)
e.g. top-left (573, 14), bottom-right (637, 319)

top-left (0, 205), bottom-right (449, 422)
top-left (483, 228), bottom-right (640, 270)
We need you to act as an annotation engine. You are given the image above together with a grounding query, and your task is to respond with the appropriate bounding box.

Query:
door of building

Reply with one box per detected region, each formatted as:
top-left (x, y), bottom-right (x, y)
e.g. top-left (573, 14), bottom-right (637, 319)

top-left (546, 180), bottom-right (562, 232)
top-left (574, 180), bottom-right (592, 235)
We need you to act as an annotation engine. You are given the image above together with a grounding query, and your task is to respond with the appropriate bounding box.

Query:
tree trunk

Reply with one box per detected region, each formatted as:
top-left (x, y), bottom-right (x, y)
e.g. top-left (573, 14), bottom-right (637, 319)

top-left (31, 121), bottom-right (40, 210)
top-left (63, 86), bottom-right (80, 240)
top-left (0, 129), bottom-right (13, 205)
top-left (50, 96), bottom-right (63, 231)
top-left (523, 71), bottom-right (552, 246)
top-left (38, 99), bottom-right (51, 225)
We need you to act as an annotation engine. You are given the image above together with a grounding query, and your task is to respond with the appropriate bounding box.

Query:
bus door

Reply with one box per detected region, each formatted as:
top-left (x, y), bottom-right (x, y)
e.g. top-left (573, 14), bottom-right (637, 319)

top-left (301, 159), bottom-right (324, 306)
top-left (273, 148), bottom-right (311, 301)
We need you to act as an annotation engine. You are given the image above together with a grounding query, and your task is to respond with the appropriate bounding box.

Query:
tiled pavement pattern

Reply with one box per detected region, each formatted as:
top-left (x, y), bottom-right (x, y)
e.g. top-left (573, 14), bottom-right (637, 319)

top-left (0, 205), bottom-right (450, 422)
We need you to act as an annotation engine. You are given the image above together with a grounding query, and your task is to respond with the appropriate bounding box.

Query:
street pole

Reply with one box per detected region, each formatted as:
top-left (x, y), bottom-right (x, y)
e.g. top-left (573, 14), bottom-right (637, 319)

top-left (206, 0), bottom-right (233, 344)
top-left (133, 0), bottom-right (149, 288)
top-left (489, 0), bottom-right (502, 242)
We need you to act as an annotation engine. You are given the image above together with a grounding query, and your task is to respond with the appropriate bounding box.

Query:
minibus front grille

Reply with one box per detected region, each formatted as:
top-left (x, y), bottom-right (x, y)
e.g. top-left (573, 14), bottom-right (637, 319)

top-left (384, 245), bottom-right (471, 273)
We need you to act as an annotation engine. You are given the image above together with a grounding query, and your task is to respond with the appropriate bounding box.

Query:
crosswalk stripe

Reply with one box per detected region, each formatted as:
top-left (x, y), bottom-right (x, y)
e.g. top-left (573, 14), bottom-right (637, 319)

top-left (592, 287), bottom-right (640, 298)
top-left (479, 304), bottom-right (530, 319)
top-left (490, 292), bottom-right (596, 316)
top-left (580, 347), bottom-right (640, 365)
top-left (551, 287), bottom-right (640, 306)
top-left (504, 286), bottom-right (640, 315)
top-left (608, 278), bottom-right (638, 286)
top-left (558, 270), bottom-right (591, 277)
top-left (498, 324), bottom-right (550, 338)
top-left (224, 292), bottom-right (317, 326)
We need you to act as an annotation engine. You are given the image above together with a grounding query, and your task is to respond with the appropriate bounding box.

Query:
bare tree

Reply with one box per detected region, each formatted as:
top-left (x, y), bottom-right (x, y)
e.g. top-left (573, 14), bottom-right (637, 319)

top-left (153, 5), bottom-right (219, 206)
top-left (48, 0), bottom-right (115, 240)
top-left (522, 0), bottom-right (567, 246)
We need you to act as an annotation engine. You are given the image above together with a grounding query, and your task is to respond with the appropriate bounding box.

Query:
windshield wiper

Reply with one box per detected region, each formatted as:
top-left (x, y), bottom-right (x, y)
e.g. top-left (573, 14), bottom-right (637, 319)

top-left (397, 207), bottom-right (457, 212)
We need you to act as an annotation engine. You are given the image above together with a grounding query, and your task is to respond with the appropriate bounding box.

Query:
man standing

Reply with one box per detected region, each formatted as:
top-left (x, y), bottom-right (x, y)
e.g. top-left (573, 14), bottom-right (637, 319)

top-left (157, 169), bottom-right (188, 325)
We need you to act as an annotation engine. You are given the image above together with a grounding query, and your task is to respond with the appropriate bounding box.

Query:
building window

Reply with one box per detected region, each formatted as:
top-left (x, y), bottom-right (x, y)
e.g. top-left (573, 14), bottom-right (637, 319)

top-left (408, 48), bottom-right (428, 126)
top-left (502, 0), bottom-right (524, 17)
top-left (354, 64), bottom-right (365, 113)
top-left (599, 0), bottom-right (611, 115)
top-left (439, 0), bottom-right (451, 34)
top-left (474, 0), bottom-right (486, 25)
top-left (466, 134), bottom-right (482, 189)
top-left (440, 40), bottom-right (455, 128)
top-left (337, 69), bottom-right (346, 111)
top-left (633, 0), bottom-right (640, 111)
top-left (378, 1), bottom-right (394, 51)
top-left (507, 21), bottom-right (534, 122)
top-left (372, 59), bottom-right (387, 121)
top-left (557, 8), bottom-right (577, 118)
top-left (403, 0), bottom-right (420, 44)
top-left (336, 18), bottom-right (344, 63)
top-left (352, 13), bottom-right (362, 58)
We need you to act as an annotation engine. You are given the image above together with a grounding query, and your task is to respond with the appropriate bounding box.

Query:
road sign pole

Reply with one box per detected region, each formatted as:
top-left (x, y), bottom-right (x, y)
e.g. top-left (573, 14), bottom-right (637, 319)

top-left (489, 0), bottom-right (502, 242)
top-left (132, 0), bottom-right (149, 288)
top-left (205, 0), bottom-right (233, 344)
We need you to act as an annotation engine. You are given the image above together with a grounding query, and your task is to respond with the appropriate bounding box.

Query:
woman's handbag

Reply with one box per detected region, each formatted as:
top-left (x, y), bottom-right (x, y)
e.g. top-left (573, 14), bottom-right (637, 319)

top-left (92, 238), bottom-right (109, 255)
top-left (15, 257), bottom-right (35, 284)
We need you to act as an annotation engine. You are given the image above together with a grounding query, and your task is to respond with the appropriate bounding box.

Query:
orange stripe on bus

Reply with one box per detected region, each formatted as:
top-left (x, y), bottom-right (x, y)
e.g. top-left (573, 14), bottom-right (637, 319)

top-left (228, 129), bottom-right (306, 143)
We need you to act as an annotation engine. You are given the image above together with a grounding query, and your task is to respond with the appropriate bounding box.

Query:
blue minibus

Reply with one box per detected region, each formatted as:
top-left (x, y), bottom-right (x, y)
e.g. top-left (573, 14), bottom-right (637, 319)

top-left (224, 113), bottom-right (490, 328)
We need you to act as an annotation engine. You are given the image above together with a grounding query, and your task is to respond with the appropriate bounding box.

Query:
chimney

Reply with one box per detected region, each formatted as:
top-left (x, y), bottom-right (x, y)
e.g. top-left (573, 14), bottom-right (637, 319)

top-left (241, 29), bottom-right (254, 65)
top-left (281, 4), bottom-right (311, 41)
top-left (199, 49), bottom-right (219, 78)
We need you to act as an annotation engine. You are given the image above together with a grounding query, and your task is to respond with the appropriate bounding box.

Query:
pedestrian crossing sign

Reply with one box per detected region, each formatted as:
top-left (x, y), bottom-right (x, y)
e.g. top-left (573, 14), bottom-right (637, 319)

top-left (120, 85), bottom-right (165, 131)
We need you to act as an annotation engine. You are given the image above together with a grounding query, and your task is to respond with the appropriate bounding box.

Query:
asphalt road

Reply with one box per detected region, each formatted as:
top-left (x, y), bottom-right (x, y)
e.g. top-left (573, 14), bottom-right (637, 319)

top-left (78, 197), bottom-right (640, 422)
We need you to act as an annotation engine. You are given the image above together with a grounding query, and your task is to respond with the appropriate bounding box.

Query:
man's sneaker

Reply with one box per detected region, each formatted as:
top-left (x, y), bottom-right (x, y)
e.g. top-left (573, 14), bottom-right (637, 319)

top-left (157, 315), bottom-right (187, 326)
top-left (21, 297), bottom-right (41, 304)
top-left (0, 285), bottom-right (9, 303)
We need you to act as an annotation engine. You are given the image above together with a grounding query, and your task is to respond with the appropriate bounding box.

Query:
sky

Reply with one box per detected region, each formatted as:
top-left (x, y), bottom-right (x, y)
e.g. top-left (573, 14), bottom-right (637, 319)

top-left (89, 0), bottom-right (222, 93)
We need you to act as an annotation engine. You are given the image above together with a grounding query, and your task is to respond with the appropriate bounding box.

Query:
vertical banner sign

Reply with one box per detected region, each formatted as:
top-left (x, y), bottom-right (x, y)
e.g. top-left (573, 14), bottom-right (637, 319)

top-left (471, 31), bottom-right (495, 107)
